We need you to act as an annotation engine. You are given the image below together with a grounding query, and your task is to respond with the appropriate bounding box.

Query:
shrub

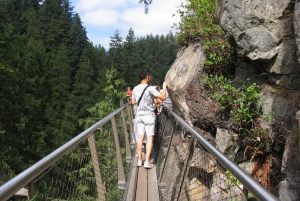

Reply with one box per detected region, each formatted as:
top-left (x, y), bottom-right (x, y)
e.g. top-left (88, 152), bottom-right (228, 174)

top-left (205, 75), bottom-right (260, 126)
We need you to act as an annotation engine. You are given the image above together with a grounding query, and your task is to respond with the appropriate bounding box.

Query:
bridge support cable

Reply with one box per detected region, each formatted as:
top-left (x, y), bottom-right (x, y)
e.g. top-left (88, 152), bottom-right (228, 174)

top-left (156, 104), bottom-right (279, 201)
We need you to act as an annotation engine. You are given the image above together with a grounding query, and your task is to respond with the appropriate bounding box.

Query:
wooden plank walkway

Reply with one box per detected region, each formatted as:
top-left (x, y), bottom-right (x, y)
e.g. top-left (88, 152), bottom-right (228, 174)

top-left (125, 156), bottom-right (160, 201)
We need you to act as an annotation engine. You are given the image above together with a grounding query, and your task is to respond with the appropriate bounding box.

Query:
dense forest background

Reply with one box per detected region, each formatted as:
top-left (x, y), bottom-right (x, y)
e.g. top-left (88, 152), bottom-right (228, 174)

top-left (0, 0), bottom-right (179, 177)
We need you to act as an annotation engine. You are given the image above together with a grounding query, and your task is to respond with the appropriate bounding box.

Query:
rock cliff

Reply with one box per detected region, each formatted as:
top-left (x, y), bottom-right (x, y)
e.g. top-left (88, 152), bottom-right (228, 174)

top-left (165, 0), bottom-right (300, 200)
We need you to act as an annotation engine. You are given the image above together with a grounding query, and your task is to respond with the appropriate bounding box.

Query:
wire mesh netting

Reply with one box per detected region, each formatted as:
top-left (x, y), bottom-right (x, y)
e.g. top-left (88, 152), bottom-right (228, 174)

top-left (155, 108), bottom-right (245, 201)
top-left (29, 107), bottom-right (133, 201)
top-left (32, 140), bottom-right (100, 201)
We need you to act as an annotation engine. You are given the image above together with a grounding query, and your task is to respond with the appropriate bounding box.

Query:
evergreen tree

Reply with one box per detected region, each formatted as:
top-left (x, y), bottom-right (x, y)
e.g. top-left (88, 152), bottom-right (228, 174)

top-left (63, 44), bottom-right (97, 136)
top-left (39, 0), bottom-right (73, 51)
top-left (44, 44), bottom-right (72, 146)
top-left (108, 30), bottom-right (125, 77)
top-left (0, 0), bottom-right (180, 178)
top-left (123, 28), bottom-right (139, 88)
top-left (91, 44), bottom-right (109, 102)
top-left (69, 13), bottom-right (88, 77)
top-left (0, 0), bottom-right (49, 173)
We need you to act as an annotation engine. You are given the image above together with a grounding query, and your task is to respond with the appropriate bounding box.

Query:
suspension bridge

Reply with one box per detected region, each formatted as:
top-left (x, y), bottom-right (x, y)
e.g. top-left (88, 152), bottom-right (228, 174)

top-left (0, 102), bottom-right (279, 201)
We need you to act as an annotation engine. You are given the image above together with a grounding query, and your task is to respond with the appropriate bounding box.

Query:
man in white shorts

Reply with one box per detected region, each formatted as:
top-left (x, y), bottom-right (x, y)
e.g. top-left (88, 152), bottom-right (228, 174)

top-left (132, 69), bottom-right (167, 169)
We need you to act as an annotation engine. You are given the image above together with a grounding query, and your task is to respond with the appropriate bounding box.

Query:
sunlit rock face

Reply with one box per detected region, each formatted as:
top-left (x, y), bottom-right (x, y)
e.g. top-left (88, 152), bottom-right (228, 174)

top-left (219, 0), bottom-right (300, 199)
top-left (220, 0), bottom-right (300, 90)
top-left (164, 0), bottom-right (300, 199)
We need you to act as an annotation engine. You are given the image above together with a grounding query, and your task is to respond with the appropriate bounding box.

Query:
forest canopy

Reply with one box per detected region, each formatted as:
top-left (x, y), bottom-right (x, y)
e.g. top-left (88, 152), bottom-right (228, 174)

top-left (0, 0), bottom-right (179, 177)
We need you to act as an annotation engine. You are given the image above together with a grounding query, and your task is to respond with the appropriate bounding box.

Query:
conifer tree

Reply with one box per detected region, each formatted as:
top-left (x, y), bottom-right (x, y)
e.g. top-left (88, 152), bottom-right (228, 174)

top-left (108, 30), bottom-right (125, 77)
top-left (123, 28), bottom-right (139, 87)
top-left (63, 44), bottom-right (96, 137)
top-left (39, 0), bottom-right (73, 51)
top-left (44, 44), bottom-right (72, 146)
top-left (69, 13), bottom-right (88, 77)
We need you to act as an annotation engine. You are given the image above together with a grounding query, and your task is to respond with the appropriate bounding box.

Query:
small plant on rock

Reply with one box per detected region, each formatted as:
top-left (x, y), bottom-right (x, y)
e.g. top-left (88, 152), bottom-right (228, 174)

top-left (205, 75), bottom-right (273, 191)
top-left (174, 0), bottom-right (234, 74)
top-left (242, 127), bottom-right (270, 160)
top-left (241, 125), bottom-right (271, 191)
top-left (205, 75), bottom-right (260, 127)
top-left (226, 170), bottom-right (240, 186)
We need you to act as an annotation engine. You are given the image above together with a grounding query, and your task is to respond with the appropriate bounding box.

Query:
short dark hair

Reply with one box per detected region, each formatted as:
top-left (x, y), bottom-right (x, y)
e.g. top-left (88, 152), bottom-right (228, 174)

top-left (139, 69), bottom-right (150, 80)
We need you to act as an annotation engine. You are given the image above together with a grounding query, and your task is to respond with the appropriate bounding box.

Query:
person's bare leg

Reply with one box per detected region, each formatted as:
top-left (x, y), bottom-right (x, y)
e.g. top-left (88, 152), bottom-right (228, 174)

top-left (137, 135), bottom-right (144, 161)
top-left (145, 136), bottom-right (153, 162)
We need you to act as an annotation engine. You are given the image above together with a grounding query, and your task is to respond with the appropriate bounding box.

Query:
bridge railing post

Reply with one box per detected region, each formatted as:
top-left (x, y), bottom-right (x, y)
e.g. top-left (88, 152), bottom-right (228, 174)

top-left (155, 108), bottom-right (168, 163)
top-left (159, 118), bottom-right (177, 182)
top-left (88, 133), bottom-right (106, 200)
top-left (174, 136), bottom-right (195, 201)
top-left (120, 108), bottom-right (132, 162)
top-left (111, 116), bottom-right (126, 189)
top-left (127, 105), bottom-right (134, 144)
top-left (28, 181), bottom-right (34, 199)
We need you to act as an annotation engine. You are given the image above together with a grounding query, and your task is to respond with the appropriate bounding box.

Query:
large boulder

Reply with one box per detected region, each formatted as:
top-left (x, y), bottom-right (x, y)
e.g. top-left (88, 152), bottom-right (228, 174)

top-left (165, 43), bottom-right (206, 127)
top-left (165, 43), bottom-right (233, 135)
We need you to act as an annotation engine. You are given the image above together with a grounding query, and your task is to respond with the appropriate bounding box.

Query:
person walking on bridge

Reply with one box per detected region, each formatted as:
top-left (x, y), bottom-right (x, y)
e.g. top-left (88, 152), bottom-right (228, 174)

top-left (132, 69), bottom-right (167, 169)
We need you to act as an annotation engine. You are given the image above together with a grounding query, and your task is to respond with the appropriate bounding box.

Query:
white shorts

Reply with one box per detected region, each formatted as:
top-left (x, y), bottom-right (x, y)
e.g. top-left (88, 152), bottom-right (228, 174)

top-left (132, 118), bottom-right (147, 143)
top-left (136, 115), bottom-right (155, 136)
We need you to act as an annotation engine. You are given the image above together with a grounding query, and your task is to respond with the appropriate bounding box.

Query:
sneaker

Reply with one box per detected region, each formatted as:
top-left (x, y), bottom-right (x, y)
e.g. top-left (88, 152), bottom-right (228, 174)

top-left (137, 160), bottom-right (143, 167)
top-left (143, 161), bottom-right (154, 169)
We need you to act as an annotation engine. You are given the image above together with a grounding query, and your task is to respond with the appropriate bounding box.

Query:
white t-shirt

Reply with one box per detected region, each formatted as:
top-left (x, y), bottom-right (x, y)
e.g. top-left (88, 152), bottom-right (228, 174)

top-left (161, 89), bottom-right (173, 110)
top-left (132, 84), bottom-right (160, 116)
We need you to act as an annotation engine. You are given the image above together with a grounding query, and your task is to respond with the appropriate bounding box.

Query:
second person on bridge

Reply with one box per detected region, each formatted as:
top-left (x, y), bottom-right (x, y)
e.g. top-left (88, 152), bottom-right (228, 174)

top-left (132, 69), bottom-right (167, 169)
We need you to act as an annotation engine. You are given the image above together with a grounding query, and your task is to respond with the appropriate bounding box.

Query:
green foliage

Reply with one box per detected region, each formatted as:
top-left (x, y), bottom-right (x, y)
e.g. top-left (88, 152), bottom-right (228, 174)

top-left (109, 30), bottom-right (179, 88)
top-left (241, 128), bottom-right (270, 154)
top-left (174, 0), bottom-right (234, 74)
top-left (225, 170), bottom-right (255, 200)
top-left (248, 193), bottom-right (255, 198)
top-left (262, 111), bottom-right (275, 122)
top-left (79, 68), bottom-right (127, 200)
top-left (205, 75), bottom-right (260, 126)
top-left (205, 74), bottom-right (271, 164)
top-left (225, 170), bottom-right (240, 186)
top-left (0, 0), bottom-right (177, 191)
top-left (79, 66), bottom-right (126, 129)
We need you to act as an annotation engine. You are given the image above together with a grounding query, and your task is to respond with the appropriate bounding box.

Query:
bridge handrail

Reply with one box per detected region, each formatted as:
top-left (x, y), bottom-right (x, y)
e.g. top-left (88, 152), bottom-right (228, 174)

top-left (164, 104), bottom-right (279, 201)
top-left (0, 103), bottom-right (129, 201)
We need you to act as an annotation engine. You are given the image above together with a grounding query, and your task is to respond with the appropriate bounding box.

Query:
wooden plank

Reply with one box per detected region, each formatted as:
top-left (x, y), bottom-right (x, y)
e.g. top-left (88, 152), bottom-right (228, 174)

top-left (135, 167), bottom-right (148, 201)
top-left (148, 165), bottom-right (160, 201)
top-left (124, 156), bottom-right (138, 201)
